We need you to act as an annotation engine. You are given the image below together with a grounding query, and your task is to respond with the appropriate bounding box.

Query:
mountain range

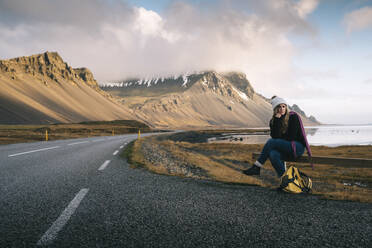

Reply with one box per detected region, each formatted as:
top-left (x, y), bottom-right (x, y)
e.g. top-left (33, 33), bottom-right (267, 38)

top-left (0, 52), bottom-right (319, 128)
top-left (102, 71), bottom-right (319, 128)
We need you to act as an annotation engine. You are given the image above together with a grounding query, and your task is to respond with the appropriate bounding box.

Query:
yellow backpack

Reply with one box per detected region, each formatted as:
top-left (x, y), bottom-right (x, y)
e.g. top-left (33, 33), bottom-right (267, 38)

top-left (280, 166), bottom-right (312, 194)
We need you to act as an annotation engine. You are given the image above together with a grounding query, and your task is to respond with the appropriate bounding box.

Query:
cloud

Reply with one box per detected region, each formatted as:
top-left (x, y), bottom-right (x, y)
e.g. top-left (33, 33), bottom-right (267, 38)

top-left (217, 0), bottom-right (319, 35)
top-left (344, 6), bottom-right (372, 33)
top-left (0, 0), bottom-right (319, 90)
top-left (296, 69), bottom-right (340, 80)
top-left (295, 0), bottom-right (319, 19)
top-left (364, 53), bottom-right (372, 60)
top-left (0, 0), bottom-right (133, 34)
top-left (363, 78), bottom-right (372, 84)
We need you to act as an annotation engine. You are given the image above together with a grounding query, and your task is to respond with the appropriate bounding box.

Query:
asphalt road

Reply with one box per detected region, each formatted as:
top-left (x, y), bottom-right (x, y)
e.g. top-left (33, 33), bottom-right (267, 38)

top-left (0, 134), bottom-right (371, 248)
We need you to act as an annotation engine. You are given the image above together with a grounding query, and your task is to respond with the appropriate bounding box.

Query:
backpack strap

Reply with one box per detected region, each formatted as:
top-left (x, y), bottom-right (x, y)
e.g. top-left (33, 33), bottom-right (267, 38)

top-left (289, 111), bottom-right (314, 169)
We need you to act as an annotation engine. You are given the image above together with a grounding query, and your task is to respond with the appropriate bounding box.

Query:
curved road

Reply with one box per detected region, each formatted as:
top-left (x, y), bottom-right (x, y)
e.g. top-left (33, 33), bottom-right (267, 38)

top-left (0, 134), bottom-right (371, 247)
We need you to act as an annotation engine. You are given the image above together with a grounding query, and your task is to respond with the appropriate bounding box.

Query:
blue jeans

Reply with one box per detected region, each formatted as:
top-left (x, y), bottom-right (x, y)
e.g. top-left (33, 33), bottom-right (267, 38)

top-left (257, 138), bottom-right (305, 177)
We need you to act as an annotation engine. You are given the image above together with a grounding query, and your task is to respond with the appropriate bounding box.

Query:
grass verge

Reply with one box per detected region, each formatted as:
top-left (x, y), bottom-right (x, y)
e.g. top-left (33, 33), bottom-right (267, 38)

top-left (124, 131), bottom-right (372, 203)
top-left (0, 120), bottom-right (153, 145)
top-left (122, 140), bottom-right (145, 169)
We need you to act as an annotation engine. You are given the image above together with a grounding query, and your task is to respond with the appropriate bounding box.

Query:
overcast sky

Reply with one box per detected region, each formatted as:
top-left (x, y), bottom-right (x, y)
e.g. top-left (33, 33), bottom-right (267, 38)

top-left (0, 0), bottom-right (371, 124)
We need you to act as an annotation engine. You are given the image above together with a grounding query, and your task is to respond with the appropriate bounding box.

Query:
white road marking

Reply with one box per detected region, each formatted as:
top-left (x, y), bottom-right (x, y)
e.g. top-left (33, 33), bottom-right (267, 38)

top-left (37, 188), bottom-right (89, 246)
top-left (8, 146), bottom-right (60, 157)
top-left (68, 141), bottom-right (89, 146)
top-left (92, 139), bottom-right (105, 142)
top-left (113, 150), bottom-right (119, 155)
top-left (120, 145), bottom-right (124, 149)
top-left (98, 160), bottom-right (111, 171)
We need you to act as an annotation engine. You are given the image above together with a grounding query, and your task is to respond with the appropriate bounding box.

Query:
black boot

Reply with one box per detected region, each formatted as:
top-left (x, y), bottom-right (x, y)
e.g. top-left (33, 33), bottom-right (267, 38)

top-left (242, 165), bottom-right (260, 176)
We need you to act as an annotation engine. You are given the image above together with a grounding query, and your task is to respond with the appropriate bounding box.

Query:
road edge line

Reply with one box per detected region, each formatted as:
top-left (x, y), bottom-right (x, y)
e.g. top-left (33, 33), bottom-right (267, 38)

top-left (37, 188), bottom-right (89, 246)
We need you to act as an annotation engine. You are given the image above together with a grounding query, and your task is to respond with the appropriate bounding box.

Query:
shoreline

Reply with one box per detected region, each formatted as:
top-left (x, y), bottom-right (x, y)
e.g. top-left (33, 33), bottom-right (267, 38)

top-left (206, 126), bottom-right (372, 147)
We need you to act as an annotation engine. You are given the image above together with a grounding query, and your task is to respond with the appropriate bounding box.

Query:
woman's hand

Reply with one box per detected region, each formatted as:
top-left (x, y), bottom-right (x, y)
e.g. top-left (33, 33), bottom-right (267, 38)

top-left (275, 109), bottom-right (282, 118)
top-left (274, 104), bottom-right (287, 118)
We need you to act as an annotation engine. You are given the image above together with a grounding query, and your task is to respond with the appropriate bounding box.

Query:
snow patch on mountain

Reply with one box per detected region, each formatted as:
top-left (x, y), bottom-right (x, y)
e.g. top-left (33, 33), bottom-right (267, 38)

top-left (101, 73), bottom-right (193, 88)
top-left (182, 74), bottom-right (189, 87)
top-left (232, 86), bottom-right (249, 101)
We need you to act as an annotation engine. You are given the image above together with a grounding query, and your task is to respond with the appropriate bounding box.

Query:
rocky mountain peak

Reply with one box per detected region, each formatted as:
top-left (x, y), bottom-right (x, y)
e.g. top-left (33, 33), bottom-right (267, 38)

top-left (101, 70), bottom-right (254, 101)
top-left (40, 51), bottom-right (64, 66)
top-left (74, 67), bottom-right (99, 89)
top-left (290, 104), bottom-right (320, 124)
top-left (222, 72), bottom-right (255, 99)
top-left (0, 51), bottom-right (98, 88)
top-left (199, 71), bottom-right (224, 84)
top-left (190, 71), bottom-right (252, 102)
top-left (290, 104), bottom-right (307, 117)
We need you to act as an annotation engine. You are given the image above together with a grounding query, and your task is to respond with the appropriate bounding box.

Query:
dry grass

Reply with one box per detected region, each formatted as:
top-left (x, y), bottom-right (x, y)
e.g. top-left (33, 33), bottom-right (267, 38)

top-left (125, 137), bottom-right (263, 185)
top-left (125, 133), bottom-right (372, 203)
top-left (162, 140), bottom-right (263, 185)
top-left (0, 121), bottom-right (151, 145)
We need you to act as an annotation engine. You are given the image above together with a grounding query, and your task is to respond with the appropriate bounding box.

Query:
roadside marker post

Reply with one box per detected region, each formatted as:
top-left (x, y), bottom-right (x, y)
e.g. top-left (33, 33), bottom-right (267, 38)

top-left (45, 130), bottom-right (48, 141)
top-left (138, 129), bottom-right (141, 139)
top-left (112, 129), bottom-right (114, 136)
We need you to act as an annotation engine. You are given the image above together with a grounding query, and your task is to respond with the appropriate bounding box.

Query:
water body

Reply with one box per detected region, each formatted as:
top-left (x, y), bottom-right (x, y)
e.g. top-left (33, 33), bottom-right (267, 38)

top-left (208, 125), bottom-right (372, 147)
top-left (307, 125), bottom-right (372, 146)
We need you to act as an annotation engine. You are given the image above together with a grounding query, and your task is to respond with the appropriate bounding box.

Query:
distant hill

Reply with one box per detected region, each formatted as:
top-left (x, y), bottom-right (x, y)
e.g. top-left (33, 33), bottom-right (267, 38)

top-left (0, 52), bottom-right (134, 124)
top-left (290, 104), bottom-right (320, 124)
top-left (102, 71), bottom-right (319, 128)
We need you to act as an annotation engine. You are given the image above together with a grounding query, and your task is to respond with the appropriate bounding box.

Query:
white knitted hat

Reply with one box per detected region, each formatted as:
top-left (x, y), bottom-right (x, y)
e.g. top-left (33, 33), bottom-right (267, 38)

top-left (271, 96), bottom-right (287, 110)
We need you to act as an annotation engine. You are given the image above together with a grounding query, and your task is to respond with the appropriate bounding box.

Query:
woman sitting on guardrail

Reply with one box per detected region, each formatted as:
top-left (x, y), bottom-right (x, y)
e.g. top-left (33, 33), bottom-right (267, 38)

top-left (242, 96), bottom-right (312, 177)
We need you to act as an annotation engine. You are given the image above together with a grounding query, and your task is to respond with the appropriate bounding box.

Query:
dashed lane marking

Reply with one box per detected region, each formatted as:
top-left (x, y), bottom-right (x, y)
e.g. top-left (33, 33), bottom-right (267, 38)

top-left (113, 150), bottom-right (119, 156)
top-left (98, 160), bottom-right (111, 171)
top-left (68, 141), bottom-right (89, 146)
top-left (120, 145), bottom-right (124, 149)
top-left (37, 188), bottom-right (89, 246)
top-left (8, 146), bottom-right (60, 157)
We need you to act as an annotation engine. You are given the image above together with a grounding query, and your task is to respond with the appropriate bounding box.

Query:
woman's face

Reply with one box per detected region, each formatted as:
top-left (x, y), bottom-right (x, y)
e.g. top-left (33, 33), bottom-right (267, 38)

top-left (276, 104), bottom-right (287, 116)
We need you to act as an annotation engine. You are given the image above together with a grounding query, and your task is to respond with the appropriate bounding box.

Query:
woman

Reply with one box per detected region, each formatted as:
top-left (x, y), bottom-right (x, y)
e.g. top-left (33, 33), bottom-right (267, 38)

top-left (242, 96), bottom-right (311, 177)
